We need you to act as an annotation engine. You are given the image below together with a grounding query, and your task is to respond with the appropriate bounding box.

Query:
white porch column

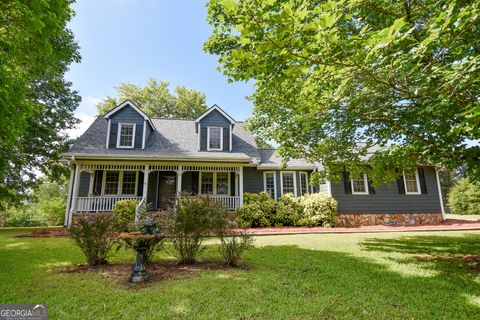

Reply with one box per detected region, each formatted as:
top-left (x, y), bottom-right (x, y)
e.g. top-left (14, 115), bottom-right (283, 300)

top-left (64, 165), bottom-right (74, 227)
top-left (239, 166), bottom-right (244, 206)
top-left (176, 166), bottom-right (183, 197)
top-left (68, 164), bottom-right (81, 226)
top-left (143, 165), bottom-right (149, 200)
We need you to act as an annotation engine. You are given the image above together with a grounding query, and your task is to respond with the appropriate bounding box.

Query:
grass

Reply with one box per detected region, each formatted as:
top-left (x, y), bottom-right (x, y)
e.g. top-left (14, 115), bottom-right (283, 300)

top-left (1, 228), bottom-right (479, 319)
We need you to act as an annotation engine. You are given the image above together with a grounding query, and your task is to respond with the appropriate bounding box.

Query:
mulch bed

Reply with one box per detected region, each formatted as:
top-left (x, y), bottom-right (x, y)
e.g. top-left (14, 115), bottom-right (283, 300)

top-left (61, 261), bottom-right (243, 284)
top-left (15, 228), bottom-right (69, 238)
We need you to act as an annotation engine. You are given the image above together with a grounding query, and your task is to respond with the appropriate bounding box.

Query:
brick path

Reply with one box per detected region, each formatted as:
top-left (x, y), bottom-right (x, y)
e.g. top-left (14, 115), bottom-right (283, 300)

top-left (239, 219), bottom-right (480, 235)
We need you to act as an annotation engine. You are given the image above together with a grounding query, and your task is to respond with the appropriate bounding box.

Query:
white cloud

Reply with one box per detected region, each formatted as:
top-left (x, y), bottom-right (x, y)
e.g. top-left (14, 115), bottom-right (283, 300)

top-left (66, 112), bottom-right (96, 139)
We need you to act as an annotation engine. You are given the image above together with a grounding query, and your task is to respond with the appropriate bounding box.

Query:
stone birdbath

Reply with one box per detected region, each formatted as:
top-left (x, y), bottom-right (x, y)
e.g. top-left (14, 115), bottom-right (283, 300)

top-left (119, 222), bottom-right (164, 283)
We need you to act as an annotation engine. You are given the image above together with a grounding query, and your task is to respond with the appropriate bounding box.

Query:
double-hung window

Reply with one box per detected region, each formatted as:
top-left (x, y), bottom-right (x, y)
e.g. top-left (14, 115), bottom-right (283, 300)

top-left (263, 172), bottom-right (277, 199)
top-left (207, 127), bottom-right (223, 151)
top-left (117, 123), bottom-right (136, 148)
top-left (403, 170), bottom-right (421, 194)
top-left (200, 172), bottom-right (230, 195)
top-left (299, 172), bottom-right (308, 196)
top-left (281, 172), bottom-right (296, 196)
top-left (351, 173), bottom-right (369, 195)
top-left (103, 171), bottom-right (138, 195)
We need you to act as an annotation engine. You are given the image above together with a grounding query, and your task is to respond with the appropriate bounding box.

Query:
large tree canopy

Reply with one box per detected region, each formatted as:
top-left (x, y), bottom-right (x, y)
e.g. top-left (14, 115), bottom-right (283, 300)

top-left (204, 0), bottom-right (480, 183)
top-left (0, 0), bottom-right (80, 208)
top-left (96, 78), bottom-right (208, 119)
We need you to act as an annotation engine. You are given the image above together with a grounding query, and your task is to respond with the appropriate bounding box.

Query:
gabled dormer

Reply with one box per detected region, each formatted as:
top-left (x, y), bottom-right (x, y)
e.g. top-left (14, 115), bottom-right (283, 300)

top-left (195, 105), bottom-right (235, 152)
top-left (104, 100), bottom-right (155, 150)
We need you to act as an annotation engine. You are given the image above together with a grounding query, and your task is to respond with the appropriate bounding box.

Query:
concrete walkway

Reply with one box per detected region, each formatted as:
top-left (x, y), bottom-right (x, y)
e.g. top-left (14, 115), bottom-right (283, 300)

top-left (241, 219), bottom-right (480, 235)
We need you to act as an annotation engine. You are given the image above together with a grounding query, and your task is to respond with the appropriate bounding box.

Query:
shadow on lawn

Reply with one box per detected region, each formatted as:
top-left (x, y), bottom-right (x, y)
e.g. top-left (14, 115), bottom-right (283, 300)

top-left (1, 233), bottom-right (480, 318)
top-left (361, 233), bottom-right (480, 271)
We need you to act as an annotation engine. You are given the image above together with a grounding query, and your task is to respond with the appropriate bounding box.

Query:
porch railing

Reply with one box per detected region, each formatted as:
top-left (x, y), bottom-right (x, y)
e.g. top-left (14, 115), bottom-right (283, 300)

top-left (210, 195), bottom-right (241, 211)
top-left (76, 196), bottom-right (143, 212)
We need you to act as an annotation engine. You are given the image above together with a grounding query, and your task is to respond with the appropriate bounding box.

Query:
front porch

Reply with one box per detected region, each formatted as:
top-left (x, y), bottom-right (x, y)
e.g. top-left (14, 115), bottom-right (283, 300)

top-left (65, 162), bottom-right (244, 225)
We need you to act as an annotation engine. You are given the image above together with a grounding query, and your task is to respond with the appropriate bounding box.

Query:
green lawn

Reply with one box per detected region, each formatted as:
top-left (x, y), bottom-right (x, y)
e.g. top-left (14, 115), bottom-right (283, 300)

top-left (1, 229), bottom-right (479, 319)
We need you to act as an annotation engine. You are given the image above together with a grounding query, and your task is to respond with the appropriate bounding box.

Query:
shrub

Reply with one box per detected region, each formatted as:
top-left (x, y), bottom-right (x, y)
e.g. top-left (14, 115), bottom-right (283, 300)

top-left (112, 200), bottom-right (138, 231)
top-left (218, 231), bottom-right (254, 266)
top-left (69, 213), bottom-right (118, 266)
top-left (299, 193), bottom-right (338, 227)
top-left (166, 195), bottom-right (229, 264)
top-left (237, 192), bottom-right (276, 228)
top-left (275, 194), bottom-right (302, 226)
top-left (448, 178), bottom-right (480, 215)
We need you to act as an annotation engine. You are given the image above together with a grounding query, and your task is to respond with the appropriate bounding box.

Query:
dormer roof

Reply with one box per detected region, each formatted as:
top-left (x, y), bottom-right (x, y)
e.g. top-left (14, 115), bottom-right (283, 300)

top-left (104, 100), bottom-right (156, 130)
top-left (195, 104), bottom-right (236, 124)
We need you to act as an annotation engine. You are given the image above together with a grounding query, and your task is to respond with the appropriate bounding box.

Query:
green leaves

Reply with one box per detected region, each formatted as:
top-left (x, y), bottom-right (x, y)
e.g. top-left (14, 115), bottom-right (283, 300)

top-left (96, 78), bottom-right (207, 119)
top-left (205, 0), bottom-right (480, 182)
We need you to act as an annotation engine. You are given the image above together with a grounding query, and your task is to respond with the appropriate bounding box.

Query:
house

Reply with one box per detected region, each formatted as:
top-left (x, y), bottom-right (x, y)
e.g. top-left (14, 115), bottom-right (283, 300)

top-left (63, 100), bottom-right (445, 227)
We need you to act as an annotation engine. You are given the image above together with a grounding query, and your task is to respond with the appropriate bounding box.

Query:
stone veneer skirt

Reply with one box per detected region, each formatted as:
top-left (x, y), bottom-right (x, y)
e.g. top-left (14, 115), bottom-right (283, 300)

top-left (336, 213), bottom-right (443, 227)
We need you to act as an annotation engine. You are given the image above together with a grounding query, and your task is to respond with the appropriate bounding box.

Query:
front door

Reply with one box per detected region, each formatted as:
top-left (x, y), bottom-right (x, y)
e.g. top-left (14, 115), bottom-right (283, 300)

top-left (157, 172), bottom-right (177, 210)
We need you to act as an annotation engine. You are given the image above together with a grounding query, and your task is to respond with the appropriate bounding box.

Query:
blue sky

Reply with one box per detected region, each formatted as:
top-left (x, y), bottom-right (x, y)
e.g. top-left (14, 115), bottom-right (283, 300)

top-left (66, 0), bottom-right (253, 137)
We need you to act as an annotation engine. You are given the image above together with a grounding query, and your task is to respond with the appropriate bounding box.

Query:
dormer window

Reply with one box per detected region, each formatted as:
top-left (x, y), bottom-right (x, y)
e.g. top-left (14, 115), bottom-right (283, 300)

top-left (207, 126), bottom-right (223, 151)
top-left (117, 123), bottom-right (136, 148)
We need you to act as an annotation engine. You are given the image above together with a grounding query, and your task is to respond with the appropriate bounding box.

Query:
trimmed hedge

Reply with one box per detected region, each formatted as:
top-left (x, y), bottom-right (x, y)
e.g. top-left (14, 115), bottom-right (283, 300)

top-left (237, 192), bottom-right (338, 228)
top-left (112, 199), bottom-right (138, 231)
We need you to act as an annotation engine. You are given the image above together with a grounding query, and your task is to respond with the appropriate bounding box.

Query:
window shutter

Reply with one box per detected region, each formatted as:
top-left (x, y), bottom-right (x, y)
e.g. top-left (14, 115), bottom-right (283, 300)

top-left (93, 170), bottom-right (103, 195)
top-left (397, 176), bottom-right (406, 194)
top-left (368, 179), bottom-right (376, 194)
top-left (192, 172), bottom-right (199, 194)
top-left (343, 171), bottom-right (352, 194)
top-left (419, 168), bottom-right (428, 194)
top-left (137, 171), bottom-right (144, 196)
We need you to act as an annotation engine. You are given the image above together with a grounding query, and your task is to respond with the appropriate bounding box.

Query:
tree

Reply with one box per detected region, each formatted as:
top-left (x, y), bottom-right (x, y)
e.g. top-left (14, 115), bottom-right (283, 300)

top-left (96, 78), bottom-right (208, 119)
top-left (204, 0), bottom-right (480, 183)
top-left (0, 0), bottom-right (80, 209)
top-left (448, 178), bottom-right (480, 215)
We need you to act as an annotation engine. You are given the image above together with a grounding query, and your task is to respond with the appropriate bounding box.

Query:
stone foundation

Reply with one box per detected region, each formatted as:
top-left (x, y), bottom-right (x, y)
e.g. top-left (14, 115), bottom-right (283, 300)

top-left (336, 213), bottom-right (443, 227)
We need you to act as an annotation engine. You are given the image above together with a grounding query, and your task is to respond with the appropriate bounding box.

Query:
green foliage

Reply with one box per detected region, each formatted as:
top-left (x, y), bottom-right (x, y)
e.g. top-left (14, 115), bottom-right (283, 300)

top-left (275, 193), bottom-right (303, 226)
top-left (96, 78), bottom-right (207, 119)
top-left (448, 178), bottom-right (480, 215)
top-left (166, 195), bottom-right (229, 264)
top-left (0, 0), bottom-right (80, 209)
top-left (112, 200), bottom-right (138, 231)
top-left (238, 192), bottom-right (338, 227)
top-left (2, 176), bottom-right (68, 227)
top-left (68, 213), bottom-right (118, 266)
top-left (299, 193), bottom-right (338, 227)
top-left (218, 230), bottom-right (254, 266)
top-left (237, 192), bottom-right (276, 227)
top-left (205, 0), bottom-right (480, 182)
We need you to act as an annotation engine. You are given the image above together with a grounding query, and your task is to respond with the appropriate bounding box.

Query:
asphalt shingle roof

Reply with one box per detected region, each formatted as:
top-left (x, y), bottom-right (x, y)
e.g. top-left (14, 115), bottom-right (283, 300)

top-left (67, 117), bottom-right (261, 162)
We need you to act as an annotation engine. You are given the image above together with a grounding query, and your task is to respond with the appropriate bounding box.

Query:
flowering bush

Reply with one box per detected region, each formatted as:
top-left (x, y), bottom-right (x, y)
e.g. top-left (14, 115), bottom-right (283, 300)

top-left (299, 193), bottom-right (338, 227)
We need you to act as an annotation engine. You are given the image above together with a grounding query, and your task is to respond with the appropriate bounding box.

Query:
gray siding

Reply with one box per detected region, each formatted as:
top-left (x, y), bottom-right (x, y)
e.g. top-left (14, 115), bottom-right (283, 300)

top-left (78, 171), bottom-right (91, 197)
top-left (108, 104), bottom-right (145, 149)
top-left (243, 167), bottom-right (264, 193)
top-left (245, 169), bottom-right (314, 198)
top-left (199, 109), bottom-right (231, 152)
top-left (331, 167), bottom-right (442, 214)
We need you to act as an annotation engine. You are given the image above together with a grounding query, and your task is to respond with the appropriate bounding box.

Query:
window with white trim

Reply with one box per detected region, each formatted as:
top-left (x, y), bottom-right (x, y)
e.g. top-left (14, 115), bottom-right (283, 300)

top-left (103, 171), bottom-right (138, 195)
top-left (121, 171), bottom-right (137, 195)
top-left (207, 127), bottom-right (223, 151)
top-left (201, 172), bottom-right (214, 194)
top-left (351, 173), bottom-right (368, 194)
top-left (281, 172), bottom-right (296, 195)
top-left (199, 172), bottom-right (230, 195)
top-left (264, 171), bottom-right (276, 199)
top-left (216, 172), bottom-right (229, 195)
top-left (117, 123), bottom-right (136, 148)
top-left (404, 170), bottom-right (420, 194)
top-left (104, 171), bottom-right (120, 195)
top-left (299, 172), bottom-right (308, 196)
